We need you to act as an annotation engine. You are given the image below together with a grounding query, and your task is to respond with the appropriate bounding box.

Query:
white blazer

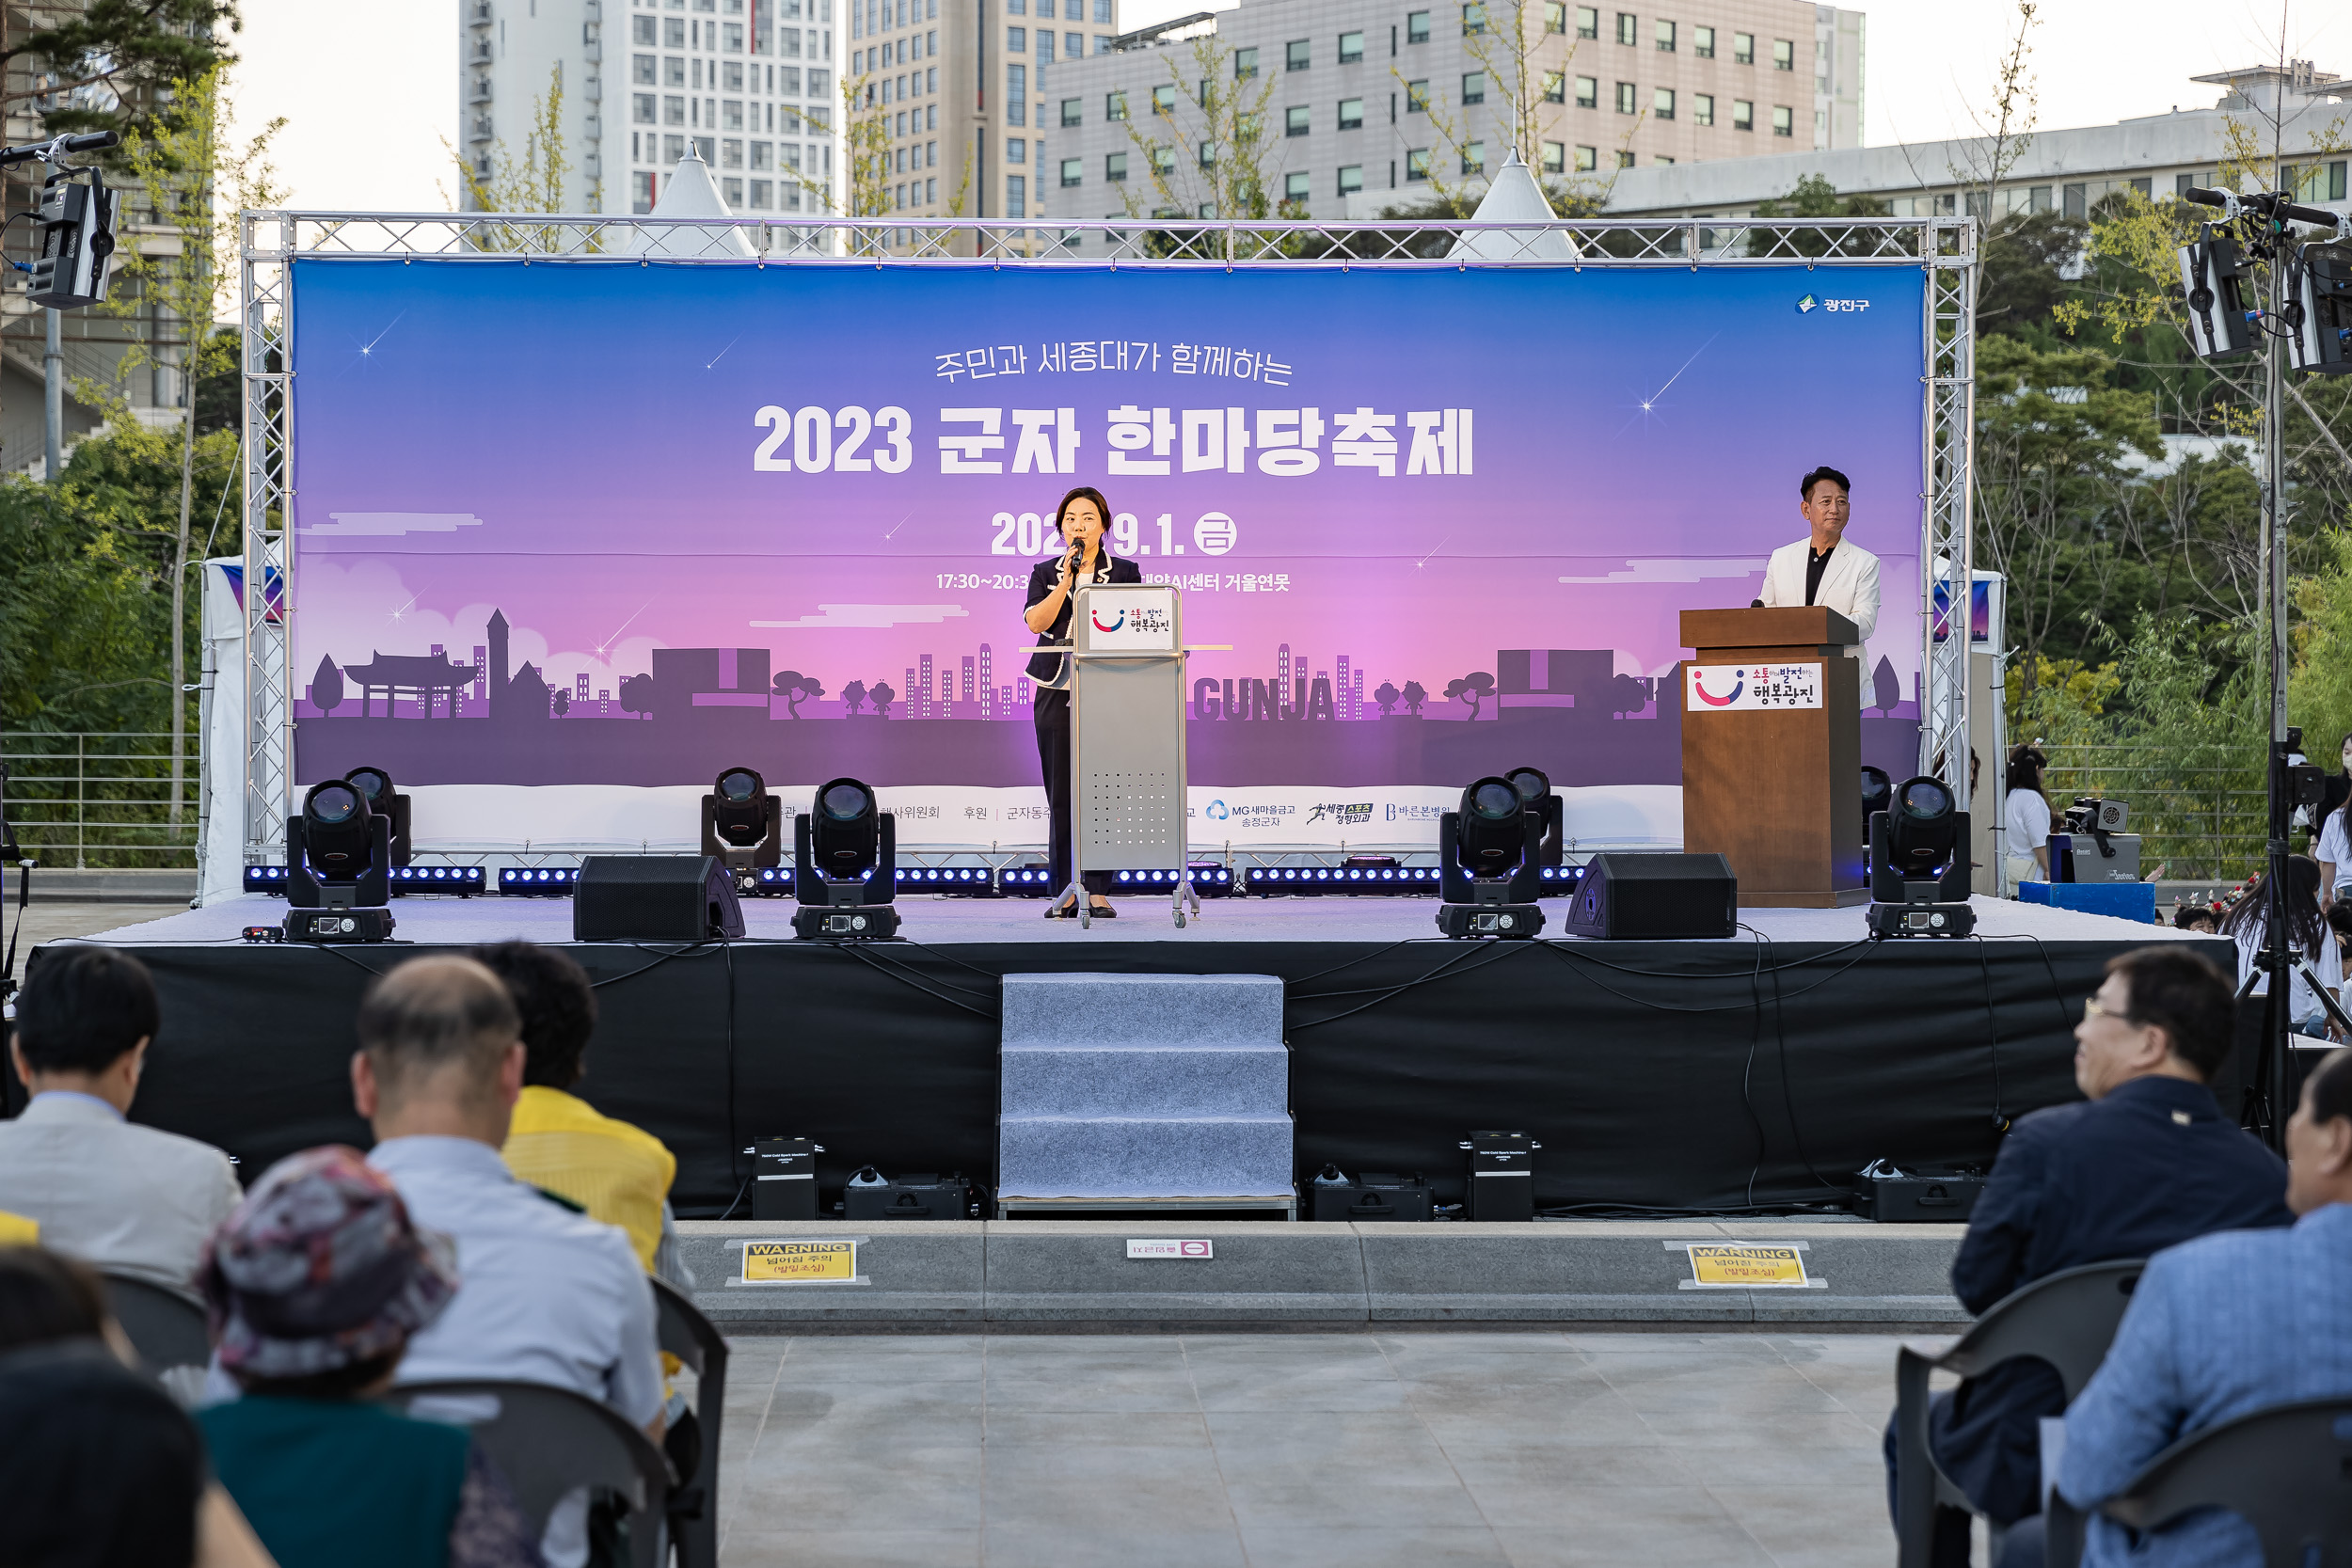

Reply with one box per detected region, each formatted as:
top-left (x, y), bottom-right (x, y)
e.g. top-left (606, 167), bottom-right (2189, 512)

top-left (1759, 537), bottom-right (1880, 657)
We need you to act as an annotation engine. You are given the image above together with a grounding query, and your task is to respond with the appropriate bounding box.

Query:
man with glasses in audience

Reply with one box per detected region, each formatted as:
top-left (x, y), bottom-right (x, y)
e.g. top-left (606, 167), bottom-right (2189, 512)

top-left (1883, 946), bottom-right (2292, 1566)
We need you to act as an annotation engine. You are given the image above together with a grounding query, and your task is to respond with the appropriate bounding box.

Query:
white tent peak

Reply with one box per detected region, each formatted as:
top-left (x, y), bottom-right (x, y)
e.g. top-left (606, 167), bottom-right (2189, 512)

top-left (1450, 148), bottom-right (1576, 261)
top-left (631, 145), bottom-right (757, 258)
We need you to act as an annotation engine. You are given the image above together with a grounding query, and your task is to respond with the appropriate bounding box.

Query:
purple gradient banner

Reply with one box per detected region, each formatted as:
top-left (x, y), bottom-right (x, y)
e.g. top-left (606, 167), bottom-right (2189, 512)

top-left (287, 258), bottom-right (1927, 791)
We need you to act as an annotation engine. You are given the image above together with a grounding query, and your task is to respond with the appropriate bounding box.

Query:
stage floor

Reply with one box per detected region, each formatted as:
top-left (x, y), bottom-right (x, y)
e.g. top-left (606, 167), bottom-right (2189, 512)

top-left (81, 890), bottom-right (2167, 947)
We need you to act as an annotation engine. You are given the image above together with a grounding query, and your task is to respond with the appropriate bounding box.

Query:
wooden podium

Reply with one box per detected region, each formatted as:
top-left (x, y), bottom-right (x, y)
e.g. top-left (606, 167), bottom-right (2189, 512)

top-left (1679, 608), bottom-right (1867, 909)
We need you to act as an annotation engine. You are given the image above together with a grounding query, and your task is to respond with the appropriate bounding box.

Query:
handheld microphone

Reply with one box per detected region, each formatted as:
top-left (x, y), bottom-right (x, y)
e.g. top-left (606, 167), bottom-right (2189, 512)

top-left (1750, 598), bottom-right (1766, 610)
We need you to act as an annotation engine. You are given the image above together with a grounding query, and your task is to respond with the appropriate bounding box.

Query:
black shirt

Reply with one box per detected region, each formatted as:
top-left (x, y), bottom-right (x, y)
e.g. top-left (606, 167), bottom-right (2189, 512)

top-left (1022, 552), bottom-right (1141, 684)
top-left (1804, 543), bottom-right (1835, 607)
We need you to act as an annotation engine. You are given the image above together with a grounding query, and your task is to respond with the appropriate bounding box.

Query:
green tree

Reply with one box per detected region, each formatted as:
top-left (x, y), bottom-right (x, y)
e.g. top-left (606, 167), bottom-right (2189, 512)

top-left (0, 2), bottom-right (237, 141)
top-left (1125, 35), bottom-right (1289, 230)
top-left (1744, 173), bottom-right (1892, 258)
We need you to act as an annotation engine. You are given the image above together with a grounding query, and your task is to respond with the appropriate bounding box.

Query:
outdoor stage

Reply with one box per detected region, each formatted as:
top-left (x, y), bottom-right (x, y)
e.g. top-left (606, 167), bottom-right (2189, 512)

top-left (24, 895), bottom-right (2220, 1219)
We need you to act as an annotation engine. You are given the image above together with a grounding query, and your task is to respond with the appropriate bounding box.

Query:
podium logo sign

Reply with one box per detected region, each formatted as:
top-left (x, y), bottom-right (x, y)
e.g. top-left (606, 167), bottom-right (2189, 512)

top-left (1685, 663), bottom-right (1822, 712)
top-left (1085, 589), bottom-right (1178, 650)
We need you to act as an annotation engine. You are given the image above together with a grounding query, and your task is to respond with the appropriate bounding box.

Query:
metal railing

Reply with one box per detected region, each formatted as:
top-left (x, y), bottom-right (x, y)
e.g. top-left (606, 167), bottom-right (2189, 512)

top-left (2040, 743), bottom-right (2268, 882)
top-left (0, 733), bottom-right (199, 869)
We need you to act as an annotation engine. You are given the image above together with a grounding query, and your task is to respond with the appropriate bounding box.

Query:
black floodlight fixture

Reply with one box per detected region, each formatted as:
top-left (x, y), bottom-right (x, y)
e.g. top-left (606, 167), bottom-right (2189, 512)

top-left (1867, 774), bottom-right (1974, 939)
top-left (342, 764), bottom-right (413, 867)
top-left (1436, 776), bottom-right (1545, 939)
top-left (284, 779), bottom-right (394, 941)
top-left (791, 776), bottom-right (899, 940)
top-left (1504, 764), bottom-right (1566, 866)
top-left (1861, 765), bottom-right (1893, 834)
top-left (2292, 242), bottom-right (2352, 376)
top-left (702, 766), bottom-right (784, 891)
top-left (2177, 222), bottom-right (2255, 359)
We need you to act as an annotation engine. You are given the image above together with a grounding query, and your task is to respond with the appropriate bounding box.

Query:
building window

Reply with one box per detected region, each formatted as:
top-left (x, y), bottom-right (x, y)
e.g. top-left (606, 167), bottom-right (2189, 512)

top-left (1061, 97), bottom-right (1081, 125)
top-left (1544, 2), bottom-right (1565, 32)
top-left (1614, 81), bottom-right (1634, 114)
top-left (1152, 83), bottom-right (1177, 113)
top-left (634, 53), bottom-right (658, 83)
top-left (1199, 139), bottom-right (1216, 168)
top-left (752, 139), bottom-right (773, 168)
top-left (1096, 0), bottom-right (1110, 21)
top-left (665, 94), bottom-right (687, 124)
top-left (1575, 74), bottom-right (1597, 107)
top-left (1692, 24), bottom-right (1713, 57)
top-left (664, 16), bottom-right (685, 45)
top-left (1061, 156), bottom-right (1081, 186)
top-left (1339, 28), bottom-right (1363, 61)
top-left (1105, 150), bottom-right (1127, 181)
top-left (1692, 92), bottom-right (1712, 126)
top-left (1007, 135), bottom-right (1025, 162)
top-left (749, 178), bottom-right (772, 207)
top-left (1406, 147), bottom-right (1428, 181)
top-left (1007, 173), bottom-right (1026, 216)
top-left (632, 170), bottom-right (656, 212)
top-left (666, 55), bottom-right (686, 85)
top-left (723, 176), bottom-right (744, 202)
top-left (1008, 63), bottom-right (1025, 122)
top-left (1575, 5), bottom-right (1597, 38)
top-left (633, 15), bottom-right (656, 44)
top-left (2062, 182), bottom-right (2086, 219)
top-left (1771, 103), bottom-right (1791, 136)
top-left (1651, 87), bottom-right (1672, 119)
top-left (927, 176), bottom-right (938, 202)
top-left (723, 100), bottom-right (744, 129)
top-left (1462, 3), bottom-right (1485, 35)
top-left (2029, 184), bottom-right (2051, 212)
top-left (722, 137), bottom-right (743, 166)
top-left (1008, 24), bottom-right (1025, 49)
top-left (1151, 145), bottom-right (1174, 174)
top-left (1406, 79), bottom-right (1428, 112)
top-left (1613, 11), bottom-right (1633, 46)
top-left (1338, 96), bottom-right (1363, 128)
top-left (1732, 98), bottom-right (1752, 131)
top-left (1615, 149), bottom-right (1633, 167)
top-left (1285, 170), bottom-right (1310, 202)
top-left (1461, 71), bottom-right (1485, 104)
top-left (1235, 46), bottom-right (1258, 78)
top-left (1772, 38), bottom-right (1793, 70)
top-left (1286, 38), bottom-right (1309, 70)
top-left (723, 21), bottom-right (743, 48)
top-left (725, 61), bottom-right (746, 91)
top-left (1106, 89), bottom-right (1127, 120)
top-left (1540, 139), bottom-right (1564, 172)
top-left (634, 92), bottom-right (658, 122)
top-left (1733, 31), bottom-right (1753, 64)
top-left (1338, 163), bottom-right (1362, 193)
top-left (1461, 139), bottom-right (1484, 174)
top-left (1543, 71), bottom-right (1565, 103)
top-left (667, 135), bottom-right (688, 161)
top-left (1654, 18), bottom-right (1673, 50)
top-left (1406, 10), bottom-right (1429, 43)
top-left (1575, 145), bottom-right (1597, 171)
top-left (1286, 104), bottom-right (1311, 135)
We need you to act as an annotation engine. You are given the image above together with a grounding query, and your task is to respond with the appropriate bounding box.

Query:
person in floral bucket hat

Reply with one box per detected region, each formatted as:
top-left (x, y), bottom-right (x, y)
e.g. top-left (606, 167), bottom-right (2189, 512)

top-left (195, 1146), bottom-right (543, 1568)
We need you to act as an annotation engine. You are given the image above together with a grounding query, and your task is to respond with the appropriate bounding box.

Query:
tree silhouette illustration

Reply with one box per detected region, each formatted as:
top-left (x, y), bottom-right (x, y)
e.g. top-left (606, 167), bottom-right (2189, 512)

top-left (618, 673), bottom-right (655, 718)
top-left (772, 670), bottom-right (827, 717)
top-left (1870, 656), bottom-right (1901, 717)
top-left (1444, 672), bottom-right (1496, 720)
top-left (310, 655), bottom-right (343, 716)
top-left (552, 689), bottom-right (571, 717)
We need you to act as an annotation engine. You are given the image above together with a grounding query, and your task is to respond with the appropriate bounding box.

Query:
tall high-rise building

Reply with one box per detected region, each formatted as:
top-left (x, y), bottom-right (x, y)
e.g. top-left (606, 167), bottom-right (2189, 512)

top-left (1335, 654), bottom-right (1352, 719)
top-left (1053, 0), bottom-right (1863, 224)
top-left (920, 652), bottom-right (936, 717)
top-left (464, 0), bottom-right (844, 217)
top-left (979, 644), bottom-right (995, 717)
top-left (961, 655), bottom-right (977, 710)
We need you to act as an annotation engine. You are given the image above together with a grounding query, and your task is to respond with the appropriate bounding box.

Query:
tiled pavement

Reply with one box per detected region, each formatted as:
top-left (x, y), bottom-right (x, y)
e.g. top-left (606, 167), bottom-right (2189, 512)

top-left (709, 1331), bottom-right (1935, 1567)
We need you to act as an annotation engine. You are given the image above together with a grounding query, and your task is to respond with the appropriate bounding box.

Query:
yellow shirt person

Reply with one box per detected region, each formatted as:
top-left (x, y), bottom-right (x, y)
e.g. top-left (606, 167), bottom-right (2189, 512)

top-left (503, 1085), bottom-right (675, 1272)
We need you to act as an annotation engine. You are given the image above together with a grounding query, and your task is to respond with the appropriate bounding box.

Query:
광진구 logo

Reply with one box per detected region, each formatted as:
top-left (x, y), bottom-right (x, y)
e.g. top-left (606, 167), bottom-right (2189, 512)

top-left (1796, 293), bottom-right (1819, 313)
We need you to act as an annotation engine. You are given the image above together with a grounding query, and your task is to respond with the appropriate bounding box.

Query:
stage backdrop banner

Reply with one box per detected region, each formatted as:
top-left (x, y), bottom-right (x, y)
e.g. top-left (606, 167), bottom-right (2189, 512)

top-left (285, 259), bottom-right (1927, 840)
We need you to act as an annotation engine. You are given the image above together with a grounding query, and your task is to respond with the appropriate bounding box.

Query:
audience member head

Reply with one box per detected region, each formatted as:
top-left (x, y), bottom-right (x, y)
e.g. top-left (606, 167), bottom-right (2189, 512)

top-left (8, 947), bottom-right (159, 1112)
top-left (2173, 905), bottom-right (2220, 935)
top-left (2005, 744), bottom-right (2046, 797)
top-left (471, 941), bottom-right (600, 1090)
top-left (0, 1246), bottom-right (107, 1354)
top-left (2288, 1048), bottom-right (2352, 1215)
top-left (2074, 945), bottom-right (2236, 1098)
top-left (0, 1348), bottom-right (205, 1568)
top-left (352, 955), bottom-right (525, 1146)
top-left (2220, 854), bottom-right (2328, 954)
top-left (202, 1145), bottom-right (456, 1399)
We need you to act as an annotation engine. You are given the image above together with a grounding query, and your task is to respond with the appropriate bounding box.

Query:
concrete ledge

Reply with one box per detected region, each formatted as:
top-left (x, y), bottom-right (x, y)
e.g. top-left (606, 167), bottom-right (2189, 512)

top-left (9, 868), bottom-right (198, 903)
top-left (677, 1218), bottom-right (1969, 1330)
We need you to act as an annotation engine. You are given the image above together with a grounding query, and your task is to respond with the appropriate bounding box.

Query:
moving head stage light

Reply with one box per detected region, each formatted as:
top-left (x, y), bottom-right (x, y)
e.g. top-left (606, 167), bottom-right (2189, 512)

top-left (1860, 766), bottom-right (1893, 836)
top-left (2292, 242), bottom-right (2352, 376)
top-left (283, 780), bottom-right (396, 942)
top-left (792, 777), bottom-right (900, 940)
top-left (702, 767), bottom-right (784, 894)
top-left (2178, 224), bottom-right (2255, 359)
top-left (342, 765), bottom-right (413, 868)
top-left (1866, 775), bottom-right (1974, 938)
top-left (1504, 765), bottom-right (1565, 867)
top-left (1, 133), bottom-right (127, 312)
top-left (1436, 776), bottom-right (1545, 939)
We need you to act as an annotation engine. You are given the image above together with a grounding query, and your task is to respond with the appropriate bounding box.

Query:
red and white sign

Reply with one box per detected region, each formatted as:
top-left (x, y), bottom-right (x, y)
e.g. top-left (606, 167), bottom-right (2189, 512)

top-left (1684, 662), bottom-right (1823, 712)
top-left (1125, 1239), bottom-right (1214, 1259)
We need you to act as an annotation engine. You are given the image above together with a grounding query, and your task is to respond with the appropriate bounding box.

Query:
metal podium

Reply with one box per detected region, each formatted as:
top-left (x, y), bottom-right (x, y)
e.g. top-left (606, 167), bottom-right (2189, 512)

top-left (1061, 582), bottom-right (1198, 929)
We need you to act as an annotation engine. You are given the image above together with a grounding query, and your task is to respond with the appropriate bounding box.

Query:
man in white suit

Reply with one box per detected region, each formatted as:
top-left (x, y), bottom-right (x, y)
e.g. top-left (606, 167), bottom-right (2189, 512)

top-left (1759, 466), bottom-right (1879, 659)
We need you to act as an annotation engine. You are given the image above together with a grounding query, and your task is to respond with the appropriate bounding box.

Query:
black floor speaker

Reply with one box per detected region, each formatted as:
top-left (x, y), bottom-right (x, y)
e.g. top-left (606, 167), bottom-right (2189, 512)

top-left (574, 855), bottom-right (746, 942)
top-left (1561, 852), bottom-right (1737, 940)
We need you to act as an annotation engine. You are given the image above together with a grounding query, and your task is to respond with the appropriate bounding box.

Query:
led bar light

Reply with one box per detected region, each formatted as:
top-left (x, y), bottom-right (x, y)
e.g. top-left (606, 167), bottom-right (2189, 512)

top-left (498, 866), bottom-right (580, 895)
top-left (388, 865), bottom-right (486, 893)
top-left (244, 864), bottom-right (292, 895)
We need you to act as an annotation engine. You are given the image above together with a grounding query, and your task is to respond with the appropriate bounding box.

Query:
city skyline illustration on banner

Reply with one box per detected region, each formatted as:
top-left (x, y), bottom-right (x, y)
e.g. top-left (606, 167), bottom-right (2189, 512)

top-left (286, 258), bottom-right (1927, 789)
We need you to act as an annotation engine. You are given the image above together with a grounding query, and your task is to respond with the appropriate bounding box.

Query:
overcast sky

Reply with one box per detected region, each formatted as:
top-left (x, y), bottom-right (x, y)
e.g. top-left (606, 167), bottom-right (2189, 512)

top-left (223, 0), bottom-right (2349, 213)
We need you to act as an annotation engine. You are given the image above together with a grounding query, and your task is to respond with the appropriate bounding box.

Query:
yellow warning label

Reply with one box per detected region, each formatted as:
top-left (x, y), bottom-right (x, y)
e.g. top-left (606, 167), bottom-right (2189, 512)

top-left (1685, 1243), bottom-right (1809, 1288)
top-left (742, 1240), bottom-right (857, 1284)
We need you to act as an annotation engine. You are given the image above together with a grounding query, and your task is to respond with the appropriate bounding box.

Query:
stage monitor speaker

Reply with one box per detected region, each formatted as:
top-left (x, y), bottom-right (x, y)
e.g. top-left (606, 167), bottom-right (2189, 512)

top-left (1561, 853), bottom-right (1737, 940)
top-left (574, 855), bottom-right (746, 942)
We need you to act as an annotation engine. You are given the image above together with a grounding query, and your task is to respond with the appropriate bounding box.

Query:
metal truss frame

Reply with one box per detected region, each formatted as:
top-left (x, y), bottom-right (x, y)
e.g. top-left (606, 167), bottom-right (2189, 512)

top-left (237, 211), bottom-right (1978, 864)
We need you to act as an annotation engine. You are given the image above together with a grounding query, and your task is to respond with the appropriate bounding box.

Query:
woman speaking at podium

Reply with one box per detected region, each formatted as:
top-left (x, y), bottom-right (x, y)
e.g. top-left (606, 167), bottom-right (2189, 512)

top-left (1023, 485), bottom-right (1141, 919)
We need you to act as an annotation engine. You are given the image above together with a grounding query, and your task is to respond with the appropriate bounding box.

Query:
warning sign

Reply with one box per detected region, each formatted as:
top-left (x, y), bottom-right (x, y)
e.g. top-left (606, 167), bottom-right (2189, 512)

top-left (1683, 1243), bottom-right (1810, 1289)
top-left (740, 1240), bottom-right (858, 1285)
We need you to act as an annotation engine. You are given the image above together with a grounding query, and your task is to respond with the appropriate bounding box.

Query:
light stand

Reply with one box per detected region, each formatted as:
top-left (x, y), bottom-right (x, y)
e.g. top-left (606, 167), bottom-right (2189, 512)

top-left (2182, 185), bottom-right (2352, 1148)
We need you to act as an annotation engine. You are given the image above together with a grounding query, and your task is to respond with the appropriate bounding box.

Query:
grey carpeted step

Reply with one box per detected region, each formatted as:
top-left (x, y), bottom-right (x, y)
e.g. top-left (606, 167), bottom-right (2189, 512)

top-left (1002, 1044), bottom-right (1288, 1118)
top-left (996, 1116), bottom-right (1296, 1199)
top-left (1000, 973), bottom-right (1283, 1050)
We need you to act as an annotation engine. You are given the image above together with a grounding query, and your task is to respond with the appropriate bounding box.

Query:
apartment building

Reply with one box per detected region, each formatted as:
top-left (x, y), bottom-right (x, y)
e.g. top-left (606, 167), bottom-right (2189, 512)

top-left (464, 0), bottom-right (845, 215)
top-left (1603, 61), bottom-right (2349, 223)
top-left (1048, 0), bottom-right (1860, 225)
